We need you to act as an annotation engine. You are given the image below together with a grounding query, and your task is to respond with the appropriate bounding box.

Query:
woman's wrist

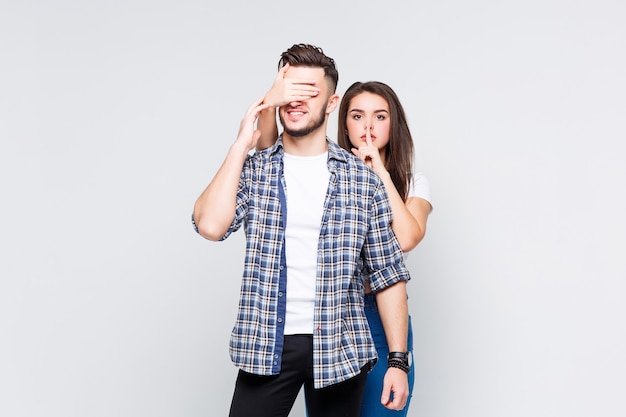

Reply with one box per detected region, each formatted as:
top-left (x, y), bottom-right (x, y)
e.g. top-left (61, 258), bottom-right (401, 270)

top-left (375, 168), bottom-right (391, 180)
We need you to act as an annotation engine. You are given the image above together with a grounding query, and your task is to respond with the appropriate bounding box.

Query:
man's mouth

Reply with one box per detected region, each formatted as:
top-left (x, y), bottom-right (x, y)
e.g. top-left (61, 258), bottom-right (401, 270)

top-left (287, 109), bottom-right (306, 120)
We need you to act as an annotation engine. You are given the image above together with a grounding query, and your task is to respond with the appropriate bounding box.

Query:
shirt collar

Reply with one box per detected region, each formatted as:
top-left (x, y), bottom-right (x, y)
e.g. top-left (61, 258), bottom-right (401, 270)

top-left (269, 135), bottom-right (349, 164)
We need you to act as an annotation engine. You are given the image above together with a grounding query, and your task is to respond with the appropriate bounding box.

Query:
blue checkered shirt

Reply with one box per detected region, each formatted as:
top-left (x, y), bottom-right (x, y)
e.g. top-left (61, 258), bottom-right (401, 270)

top-left (193, 137), bottom-right (410, 388)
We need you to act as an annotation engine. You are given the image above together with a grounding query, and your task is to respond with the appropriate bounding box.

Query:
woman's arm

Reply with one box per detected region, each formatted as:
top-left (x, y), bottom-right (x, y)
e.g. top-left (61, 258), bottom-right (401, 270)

top-left (354, 131), bottom-right (432, 252)
top-left (256, 105), bottom-right (279, 151)
top-left (379, 175), bottom-right (431, 252)
top-left (256, 64), bottom-right (320, 151)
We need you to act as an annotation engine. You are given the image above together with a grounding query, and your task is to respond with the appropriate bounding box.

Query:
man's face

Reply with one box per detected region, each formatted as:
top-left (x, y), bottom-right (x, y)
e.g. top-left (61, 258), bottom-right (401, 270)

top-left (278, 66), bottom-right (332, 138)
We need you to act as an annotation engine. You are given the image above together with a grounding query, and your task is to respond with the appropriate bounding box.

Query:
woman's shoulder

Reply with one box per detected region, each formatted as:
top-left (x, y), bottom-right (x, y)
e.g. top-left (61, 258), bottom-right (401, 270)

top-left (408, 171), bottom-right (432, 205)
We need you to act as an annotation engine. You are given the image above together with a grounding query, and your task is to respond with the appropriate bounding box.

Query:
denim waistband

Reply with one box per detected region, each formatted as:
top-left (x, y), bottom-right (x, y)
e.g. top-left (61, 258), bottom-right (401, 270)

top-left (364, 292), bottom-right (376, 307)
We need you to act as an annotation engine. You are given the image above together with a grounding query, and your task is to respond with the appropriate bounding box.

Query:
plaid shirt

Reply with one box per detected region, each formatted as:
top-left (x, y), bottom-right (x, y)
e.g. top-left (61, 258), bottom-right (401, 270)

top-left (193, 137), bottom-right (410, 389)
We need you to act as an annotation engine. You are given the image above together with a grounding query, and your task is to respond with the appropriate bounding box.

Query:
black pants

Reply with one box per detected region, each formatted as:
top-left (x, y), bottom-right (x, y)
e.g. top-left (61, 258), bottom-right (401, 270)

top-left (229, 334), bottom-right (369, 417)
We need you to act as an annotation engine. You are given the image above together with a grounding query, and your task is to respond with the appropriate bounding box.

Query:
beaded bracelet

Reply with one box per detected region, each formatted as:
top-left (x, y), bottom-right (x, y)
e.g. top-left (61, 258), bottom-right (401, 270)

top-left (387, 358), bottom-right (410, 374)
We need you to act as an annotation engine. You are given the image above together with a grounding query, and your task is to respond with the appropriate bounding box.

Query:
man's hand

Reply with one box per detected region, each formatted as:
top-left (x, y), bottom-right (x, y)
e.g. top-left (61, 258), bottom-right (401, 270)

top-left (235, 97), bottom-right (269, 151)
top-left (380, 367), bottom-right (409, 410)
top-left (263, 63), bottom-right (320, 107)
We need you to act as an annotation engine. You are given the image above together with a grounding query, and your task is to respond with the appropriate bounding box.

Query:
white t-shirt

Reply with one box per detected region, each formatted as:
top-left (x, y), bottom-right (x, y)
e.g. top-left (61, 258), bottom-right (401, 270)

top-left (405, 171), bottom-right (433, 261)
top-left (408, 171), bottom-right (432, 206)
top-left (282, 152), bottom-right (330, 335)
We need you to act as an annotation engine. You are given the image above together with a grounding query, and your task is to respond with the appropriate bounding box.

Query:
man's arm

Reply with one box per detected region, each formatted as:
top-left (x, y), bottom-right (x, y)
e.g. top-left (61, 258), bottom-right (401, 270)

top-left (193, 98), bottom-right (268, 240)
top-left (363, 179), bottom-right (411, 410)
top-left (375, 281), bottom-right (410, 410)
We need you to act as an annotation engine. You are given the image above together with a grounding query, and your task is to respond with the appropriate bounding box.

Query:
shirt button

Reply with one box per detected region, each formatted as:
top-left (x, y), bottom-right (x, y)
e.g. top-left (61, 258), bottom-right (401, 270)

top-left (278, 292), bottom-right (283, 297)
top-left (279, 265), bottom-right (284, 270)
top-left (277, 317), bottom-right (283, 323)
top-left (274, 354), bottom-right (278, 358)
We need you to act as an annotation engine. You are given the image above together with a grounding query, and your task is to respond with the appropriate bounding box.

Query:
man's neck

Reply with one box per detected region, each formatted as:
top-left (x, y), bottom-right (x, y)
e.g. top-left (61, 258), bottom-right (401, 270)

top-left (282, 129), bottom-right (329, 156)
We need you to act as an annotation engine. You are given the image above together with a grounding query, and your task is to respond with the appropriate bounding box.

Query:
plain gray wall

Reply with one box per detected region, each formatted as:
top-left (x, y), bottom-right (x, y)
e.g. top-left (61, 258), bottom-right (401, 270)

top-left (2, 1), bottom-right (625, 416)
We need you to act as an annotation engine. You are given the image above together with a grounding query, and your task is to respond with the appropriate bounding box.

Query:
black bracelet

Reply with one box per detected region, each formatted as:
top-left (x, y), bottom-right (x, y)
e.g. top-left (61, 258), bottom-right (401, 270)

top-left (388, 351), bottom-right (409, 361)
top-left (387, 358), bottom-right (410, 374)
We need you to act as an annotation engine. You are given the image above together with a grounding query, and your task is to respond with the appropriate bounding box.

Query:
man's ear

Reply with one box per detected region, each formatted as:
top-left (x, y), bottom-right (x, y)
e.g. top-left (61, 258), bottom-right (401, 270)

top-left (326, 94), bottom-right (340, 114)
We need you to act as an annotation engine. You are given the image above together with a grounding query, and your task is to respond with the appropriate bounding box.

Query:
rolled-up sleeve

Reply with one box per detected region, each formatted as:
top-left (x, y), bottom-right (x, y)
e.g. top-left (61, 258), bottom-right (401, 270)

top-left (364, 182), bottom-right (411, 292)
top-left (191, 159), bottom-right (251, 241)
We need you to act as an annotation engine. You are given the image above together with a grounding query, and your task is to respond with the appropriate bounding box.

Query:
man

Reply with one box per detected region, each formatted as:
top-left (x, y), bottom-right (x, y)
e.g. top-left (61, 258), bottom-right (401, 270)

top-left (192, 43), bottom-right (410, 417)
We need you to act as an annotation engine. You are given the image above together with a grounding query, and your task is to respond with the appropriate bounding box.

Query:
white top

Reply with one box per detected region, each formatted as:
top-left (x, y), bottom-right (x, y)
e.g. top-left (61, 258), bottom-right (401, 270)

top-left (282, 152), bottom-right (330, 335)
top-left (408, 171), bottom-right (432, 206)
top-left (405, 171), bottom-right (432, 261)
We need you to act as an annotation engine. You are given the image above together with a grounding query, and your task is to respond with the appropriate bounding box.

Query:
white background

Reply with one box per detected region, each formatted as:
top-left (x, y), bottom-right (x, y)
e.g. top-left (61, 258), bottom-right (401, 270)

top-left (1, 1), bottom-right (625, 416)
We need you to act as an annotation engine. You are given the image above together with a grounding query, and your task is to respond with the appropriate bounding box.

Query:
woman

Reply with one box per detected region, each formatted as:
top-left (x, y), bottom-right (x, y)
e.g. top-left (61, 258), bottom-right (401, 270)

top-left (257, 72), bottom-right (432, 417)
top-left (338, 81), bottom-right (432, 417)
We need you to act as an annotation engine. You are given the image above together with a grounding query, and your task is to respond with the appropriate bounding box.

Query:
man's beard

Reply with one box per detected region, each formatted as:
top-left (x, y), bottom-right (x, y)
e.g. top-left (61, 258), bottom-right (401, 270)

top-left (280, 106), bottom-right (327, 138)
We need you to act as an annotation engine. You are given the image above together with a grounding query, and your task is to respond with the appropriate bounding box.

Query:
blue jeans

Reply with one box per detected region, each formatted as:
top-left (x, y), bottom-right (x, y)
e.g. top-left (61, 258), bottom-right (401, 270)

top-left (361, 292), bottom-right (415, 417)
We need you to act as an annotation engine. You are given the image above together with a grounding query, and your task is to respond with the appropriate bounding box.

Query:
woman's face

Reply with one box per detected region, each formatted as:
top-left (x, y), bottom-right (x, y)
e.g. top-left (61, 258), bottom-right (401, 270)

top-left (345, 92), bottom-right (391, 151)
